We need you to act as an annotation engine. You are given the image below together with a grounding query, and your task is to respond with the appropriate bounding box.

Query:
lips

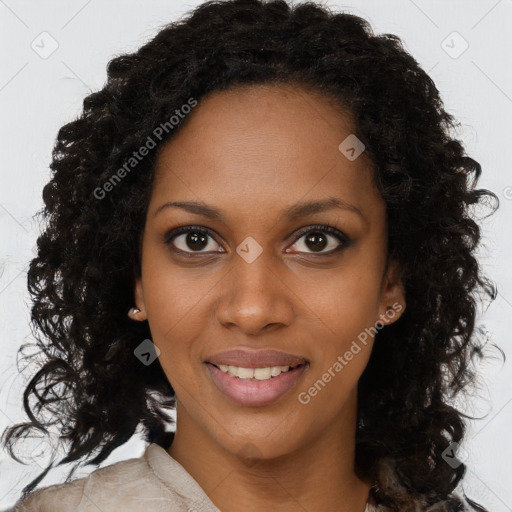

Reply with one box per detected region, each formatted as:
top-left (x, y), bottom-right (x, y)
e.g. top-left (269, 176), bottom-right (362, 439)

top-left (205, 348), bottom-right (308, 368)
top-left (205, 359), bottom-right (309, 407)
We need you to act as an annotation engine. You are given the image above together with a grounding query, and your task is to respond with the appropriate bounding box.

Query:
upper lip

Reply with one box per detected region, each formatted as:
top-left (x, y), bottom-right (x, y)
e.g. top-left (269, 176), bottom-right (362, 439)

top-left (205, 348), bottom-right (308, 368)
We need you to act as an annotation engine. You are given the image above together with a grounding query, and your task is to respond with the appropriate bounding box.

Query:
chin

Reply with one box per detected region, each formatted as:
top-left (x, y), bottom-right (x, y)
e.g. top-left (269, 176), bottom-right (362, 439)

top-left (214, 427), bottom-right (304, 463)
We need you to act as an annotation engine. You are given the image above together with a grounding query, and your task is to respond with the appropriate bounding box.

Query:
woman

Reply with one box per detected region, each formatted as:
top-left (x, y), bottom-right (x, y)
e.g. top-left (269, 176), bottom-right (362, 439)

top-left (2, 0), bottom-right (500, 510)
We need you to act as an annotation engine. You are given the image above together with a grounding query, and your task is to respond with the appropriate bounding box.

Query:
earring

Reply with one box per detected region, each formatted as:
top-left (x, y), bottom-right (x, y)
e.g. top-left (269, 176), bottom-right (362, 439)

top-left (128, 307), bottom-right (145, 320)
top-left (128, 307), bottom-right (147, 321)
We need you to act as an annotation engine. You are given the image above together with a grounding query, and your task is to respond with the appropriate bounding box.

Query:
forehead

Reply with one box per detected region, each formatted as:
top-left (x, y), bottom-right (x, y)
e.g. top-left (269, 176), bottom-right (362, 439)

top-left (149, 84), bottom-right (382, 221)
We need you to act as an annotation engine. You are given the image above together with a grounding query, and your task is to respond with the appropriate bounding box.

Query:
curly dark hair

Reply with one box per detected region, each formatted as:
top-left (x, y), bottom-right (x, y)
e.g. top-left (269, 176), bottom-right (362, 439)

top-left (2, 0), bottom-right (503, 510)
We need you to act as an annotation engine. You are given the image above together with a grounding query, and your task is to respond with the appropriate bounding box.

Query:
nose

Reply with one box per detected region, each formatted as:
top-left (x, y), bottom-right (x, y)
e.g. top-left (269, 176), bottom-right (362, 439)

top-left (215, 250), bottom-right (295, 336)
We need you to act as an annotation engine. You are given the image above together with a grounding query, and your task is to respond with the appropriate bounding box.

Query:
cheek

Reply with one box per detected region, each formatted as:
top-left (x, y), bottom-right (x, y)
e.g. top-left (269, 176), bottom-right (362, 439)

top-left (301, 262), bottom-right (383, 338)
top-left (142, 267), bottom-right (209, 377)
top-left (143, 254), bottom-right (214, 333)
top-left (298, 308), bottom-right (375, 419)
top-left (296, 262), bottom-right (382, 393)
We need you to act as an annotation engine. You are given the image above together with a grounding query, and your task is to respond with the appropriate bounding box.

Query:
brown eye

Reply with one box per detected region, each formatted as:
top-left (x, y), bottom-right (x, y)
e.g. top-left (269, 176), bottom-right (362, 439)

top-left (304, 232), bottom-right (328, 252)
top-left (287, 225), bottom-right (350, 255)
top-left (164, 226), bottom-right (223, 254)
top-left (183, 231), bottom-right (209, 251)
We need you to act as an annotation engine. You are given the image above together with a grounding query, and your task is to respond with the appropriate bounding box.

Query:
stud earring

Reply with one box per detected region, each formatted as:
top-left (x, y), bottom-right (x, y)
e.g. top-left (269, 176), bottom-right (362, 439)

top-left (128, 306), bottom-right (147, 321)
top-left (128, 307), bottom-right (145, 318)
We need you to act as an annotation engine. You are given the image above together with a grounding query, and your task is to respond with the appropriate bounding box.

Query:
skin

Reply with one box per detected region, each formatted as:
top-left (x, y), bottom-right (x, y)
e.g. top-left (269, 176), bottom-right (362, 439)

top-left (131, 83), bottom-right (406, 512)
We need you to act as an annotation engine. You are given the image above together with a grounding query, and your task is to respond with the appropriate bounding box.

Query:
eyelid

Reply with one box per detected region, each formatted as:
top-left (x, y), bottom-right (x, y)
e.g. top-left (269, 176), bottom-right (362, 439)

top-left (288, 223), bottom-right (347, 243)
top-left (163, 223), bottom-right (350, 255)
top-left (163, 225), bottom-right (225, 255)
top-left (163, 224), bottom-right (220, 244)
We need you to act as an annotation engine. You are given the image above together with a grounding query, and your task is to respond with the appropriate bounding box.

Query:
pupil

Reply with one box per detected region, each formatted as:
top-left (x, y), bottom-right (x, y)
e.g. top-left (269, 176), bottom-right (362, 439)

top-left (306, 232), bottom-right (326, 251)
top-left (187, 232), bottom-right (208, 250)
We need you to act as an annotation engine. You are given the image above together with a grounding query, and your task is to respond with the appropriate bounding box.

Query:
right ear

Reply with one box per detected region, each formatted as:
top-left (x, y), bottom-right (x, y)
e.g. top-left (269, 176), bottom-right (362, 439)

top-left (128, 277), bottom-right (147, 321)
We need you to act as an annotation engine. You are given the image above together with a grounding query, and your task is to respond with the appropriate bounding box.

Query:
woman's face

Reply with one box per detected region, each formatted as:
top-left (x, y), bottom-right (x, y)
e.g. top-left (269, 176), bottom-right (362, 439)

top-left (134, 84), bottom-right (405, 459)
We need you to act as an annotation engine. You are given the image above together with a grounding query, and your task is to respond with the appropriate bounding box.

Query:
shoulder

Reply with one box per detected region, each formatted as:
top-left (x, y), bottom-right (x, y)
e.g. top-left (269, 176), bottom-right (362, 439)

top-left (9, 444), bottom-right (219, 512)
top-left (11, 477), bottom-right (86, 512)
top-left (11, 451), bottom-right (156, 512)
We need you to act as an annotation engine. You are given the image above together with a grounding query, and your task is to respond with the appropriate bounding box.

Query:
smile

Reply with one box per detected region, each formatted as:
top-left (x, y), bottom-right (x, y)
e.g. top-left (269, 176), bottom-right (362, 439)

top-left (213, 363), bottom-right (300, 380)
top-left (205, 361), bottom-right (308, 407)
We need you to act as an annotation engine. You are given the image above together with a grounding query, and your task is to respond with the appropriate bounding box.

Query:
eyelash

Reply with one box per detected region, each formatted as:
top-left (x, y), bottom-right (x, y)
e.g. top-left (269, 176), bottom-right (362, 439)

top-left (163, 224), bottom-right (351, 257)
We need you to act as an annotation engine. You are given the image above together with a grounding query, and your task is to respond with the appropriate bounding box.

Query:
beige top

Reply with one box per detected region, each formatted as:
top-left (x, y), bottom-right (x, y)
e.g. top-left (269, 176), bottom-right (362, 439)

top-left (10, 443), bottom-right (387, 511)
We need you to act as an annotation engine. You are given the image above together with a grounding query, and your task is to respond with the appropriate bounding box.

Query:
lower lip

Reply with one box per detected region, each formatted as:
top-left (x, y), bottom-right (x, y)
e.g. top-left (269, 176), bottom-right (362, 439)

top-left (205, 362), bottom-right (308, 407)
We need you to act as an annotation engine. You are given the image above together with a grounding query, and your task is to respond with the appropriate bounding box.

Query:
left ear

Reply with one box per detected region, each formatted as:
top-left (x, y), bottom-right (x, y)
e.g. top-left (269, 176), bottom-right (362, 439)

top-left (376, 258), bottom-right (406, 327)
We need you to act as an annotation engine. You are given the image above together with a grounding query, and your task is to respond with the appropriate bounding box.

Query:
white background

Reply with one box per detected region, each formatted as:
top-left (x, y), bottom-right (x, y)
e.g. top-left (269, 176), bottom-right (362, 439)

top-left (1, 0), bottom-right (511, 510)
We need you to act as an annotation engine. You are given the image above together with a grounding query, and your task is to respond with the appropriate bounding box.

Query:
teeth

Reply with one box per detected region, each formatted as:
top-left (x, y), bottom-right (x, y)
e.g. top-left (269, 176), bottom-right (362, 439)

top-left (217, 364), bottom-right (294, 380)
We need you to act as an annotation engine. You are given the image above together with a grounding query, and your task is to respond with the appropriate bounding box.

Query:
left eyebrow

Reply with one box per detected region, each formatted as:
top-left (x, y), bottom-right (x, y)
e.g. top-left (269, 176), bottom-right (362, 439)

top-left (153, 197), bottom-right (365, 223)
top-left (283, 197), bottom-right (364, 222)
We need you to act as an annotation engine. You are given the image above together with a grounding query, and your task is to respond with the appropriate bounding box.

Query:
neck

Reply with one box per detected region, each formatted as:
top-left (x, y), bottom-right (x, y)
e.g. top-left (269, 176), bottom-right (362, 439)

top-left (167, 388), bottom-right (372, 512)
